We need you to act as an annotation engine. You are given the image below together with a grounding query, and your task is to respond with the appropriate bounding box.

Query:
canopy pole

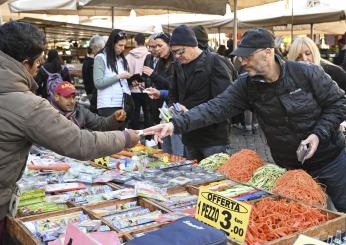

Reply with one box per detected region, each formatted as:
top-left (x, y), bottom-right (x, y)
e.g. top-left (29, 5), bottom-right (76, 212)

top-left (290, 0), bottom-right (294, 43)
top-left (232, 0), bottom-right (238, 49)
top-left (310, 23), bottom-right (314, 39)
top-left (112, 6), bottom-right (114, 29)
top-left (218, 27), bottom-right (221, 46)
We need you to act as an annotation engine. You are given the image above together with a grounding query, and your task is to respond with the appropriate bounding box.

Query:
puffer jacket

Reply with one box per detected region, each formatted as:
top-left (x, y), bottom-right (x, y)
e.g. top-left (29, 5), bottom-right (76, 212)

top-left (173, 55), bottom-right (346, 171)
top-left (0, 50), bottom-right (128, 219)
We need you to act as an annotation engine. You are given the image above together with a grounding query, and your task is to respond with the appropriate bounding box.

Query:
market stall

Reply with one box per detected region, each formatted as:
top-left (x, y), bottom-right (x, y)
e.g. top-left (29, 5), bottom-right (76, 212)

top-left (6, 146), bottom-right (346, 245)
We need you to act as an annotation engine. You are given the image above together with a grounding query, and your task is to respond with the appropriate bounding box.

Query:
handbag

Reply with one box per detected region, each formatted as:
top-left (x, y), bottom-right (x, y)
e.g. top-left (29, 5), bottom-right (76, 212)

top-left (120, 80), bottom-right (135, 116)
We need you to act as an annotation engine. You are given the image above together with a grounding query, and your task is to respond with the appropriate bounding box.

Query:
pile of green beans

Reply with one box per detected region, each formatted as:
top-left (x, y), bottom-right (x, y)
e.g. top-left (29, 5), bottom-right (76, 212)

top-left (249, 164), bottom-right (286, 191)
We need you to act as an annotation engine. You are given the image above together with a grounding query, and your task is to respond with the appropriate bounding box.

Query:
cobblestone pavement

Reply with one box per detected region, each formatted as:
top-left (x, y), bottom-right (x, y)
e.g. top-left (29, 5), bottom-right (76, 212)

top-left (228, 126), bottom-right (274, 163)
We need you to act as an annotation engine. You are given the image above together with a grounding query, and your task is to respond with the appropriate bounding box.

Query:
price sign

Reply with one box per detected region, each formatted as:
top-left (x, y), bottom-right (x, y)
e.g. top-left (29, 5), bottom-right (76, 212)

top-left (94, 156), bottom-right (110, 168)
top-left (195, 188), bottom-right (252, 243)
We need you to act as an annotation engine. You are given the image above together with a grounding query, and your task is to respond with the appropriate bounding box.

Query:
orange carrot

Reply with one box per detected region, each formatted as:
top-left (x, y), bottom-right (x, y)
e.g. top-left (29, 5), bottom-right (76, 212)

top-left (245, 197), bottom-right (328, 244)
top-left (272, 170), bottom-right (327, 208)
top-left (218, 149), bottom-right (264, 182)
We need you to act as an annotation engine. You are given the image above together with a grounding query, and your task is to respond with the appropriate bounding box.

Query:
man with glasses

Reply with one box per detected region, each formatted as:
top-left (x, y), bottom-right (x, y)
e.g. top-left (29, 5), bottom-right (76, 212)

top-left (166, 24), bottom-right (235, 161)
top-left (145, 28), bottom-right (346, 212)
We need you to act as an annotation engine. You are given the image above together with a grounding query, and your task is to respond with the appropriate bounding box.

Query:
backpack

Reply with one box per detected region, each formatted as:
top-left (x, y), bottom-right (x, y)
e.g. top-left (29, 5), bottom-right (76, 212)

top-left (126, 217), bottom-right (227, 245)
top-left (41, 65), bottom-right (64, 101)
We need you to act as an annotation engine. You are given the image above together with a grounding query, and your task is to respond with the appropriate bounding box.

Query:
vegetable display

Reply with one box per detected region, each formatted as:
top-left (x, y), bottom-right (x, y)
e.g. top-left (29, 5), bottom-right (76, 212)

top-left (199, 153), bottom-right (230, 171)
top-left (246, 197), bottom-right (328, 244)
top-left (218, 149), bottom-right (264, 182)
top-left (272, 170), bottom-right (327, 208)
top-left (248, 164), bottom-right (286, 191)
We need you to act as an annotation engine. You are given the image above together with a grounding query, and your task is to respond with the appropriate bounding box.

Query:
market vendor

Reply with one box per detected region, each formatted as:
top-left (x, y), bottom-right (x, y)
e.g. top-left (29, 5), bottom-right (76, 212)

top-left (144, 28), bottom-right (346, 213)
top-left (0, 20), bottom-right (140, 243)
top-left (52, 81), bottom-right (127, 131)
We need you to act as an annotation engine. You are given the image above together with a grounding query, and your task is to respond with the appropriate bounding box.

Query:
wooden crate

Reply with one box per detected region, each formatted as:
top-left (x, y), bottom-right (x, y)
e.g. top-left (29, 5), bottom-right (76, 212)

top-left (227, 205), bottom-right (346, 245)
top-left (6, 207), bottom-right (127, 245)
top-left (84, 197), bottom-right (170, 234)
top-left (151, 186), bottom-right (198, 212)
top-left (67, 183), bottom-right (122, 207)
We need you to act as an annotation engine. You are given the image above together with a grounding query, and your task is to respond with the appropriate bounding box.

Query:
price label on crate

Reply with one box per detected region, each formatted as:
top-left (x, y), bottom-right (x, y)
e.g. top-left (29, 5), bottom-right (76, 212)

top-left (94, 156), bottom-right (110, 168)
top-left (195, 188), bottom-right (252, 243)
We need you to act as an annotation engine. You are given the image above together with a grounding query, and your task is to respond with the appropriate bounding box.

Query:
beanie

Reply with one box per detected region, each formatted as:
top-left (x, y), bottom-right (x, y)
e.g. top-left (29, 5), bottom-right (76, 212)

top-left (170, 24), bottom-right (198, 47)
top-left (192, 25), bottom-right (208, 45)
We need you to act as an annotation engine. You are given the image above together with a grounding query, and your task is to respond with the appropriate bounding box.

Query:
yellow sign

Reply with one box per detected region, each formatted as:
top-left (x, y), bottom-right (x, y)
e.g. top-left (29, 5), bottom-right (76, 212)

top-left (195, 188), bottom-right (252, 243)
top-left (94, 156), bottom-right (110, 168)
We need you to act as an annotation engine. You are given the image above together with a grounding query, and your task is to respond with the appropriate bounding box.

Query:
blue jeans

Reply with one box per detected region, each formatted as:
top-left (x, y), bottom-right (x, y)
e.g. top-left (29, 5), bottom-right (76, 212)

top-left (186, 144), bottom-right (231, 161)
top-left (162, 134), bottom-right (185, 157)
top-left (309, 149), bottom-right (346, 212)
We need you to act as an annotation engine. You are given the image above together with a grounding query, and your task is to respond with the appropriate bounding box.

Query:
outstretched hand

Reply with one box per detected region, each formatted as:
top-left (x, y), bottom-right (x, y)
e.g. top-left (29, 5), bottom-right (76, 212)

top-left (114, 109), bottom-right (127, 121)
top-left (143, 122), bottom-right (174, 143)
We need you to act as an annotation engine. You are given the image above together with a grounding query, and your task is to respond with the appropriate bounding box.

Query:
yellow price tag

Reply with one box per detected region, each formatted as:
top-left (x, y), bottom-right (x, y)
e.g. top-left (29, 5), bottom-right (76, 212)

top-left (94, 156), bottom-right (110, 168)
top-left (195, 188), bottom-right (252, 243)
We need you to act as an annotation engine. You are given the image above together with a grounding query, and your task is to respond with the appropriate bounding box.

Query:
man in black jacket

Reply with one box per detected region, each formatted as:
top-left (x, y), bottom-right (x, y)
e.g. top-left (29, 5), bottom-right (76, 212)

top-left (145, 28), bottom-right (346, 212)
top-left (82, 35), bottom-right (105, 113)
top-left (167, 25), bottom-right (234, 161)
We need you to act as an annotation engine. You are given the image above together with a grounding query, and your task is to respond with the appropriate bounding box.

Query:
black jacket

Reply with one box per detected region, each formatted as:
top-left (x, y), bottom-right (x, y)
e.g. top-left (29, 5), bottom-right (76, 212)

top-left (82, 57), bottom-right (96, 95)
top-left (173, 56), bottom-right (346, 171)
top-left (35, 63), bottom-right (71, 98)
top-left (170, 51), bottom-right (234, 147)
top-left (321, 60), bottom-right (346, 91)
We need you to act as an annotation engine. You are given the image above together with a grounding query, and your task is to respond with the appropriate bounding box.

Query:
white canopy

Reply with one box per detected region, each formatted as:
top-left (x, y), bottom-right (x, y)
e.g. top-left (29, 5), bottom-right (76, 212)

top-left (239, 0), bottom-right (346, 27)
top-left (161, 0), bottom-right (346, 33)
top-left (8, 0), bottom-right (78, 12)
top-left (84, 0), bottom-right (229, 15)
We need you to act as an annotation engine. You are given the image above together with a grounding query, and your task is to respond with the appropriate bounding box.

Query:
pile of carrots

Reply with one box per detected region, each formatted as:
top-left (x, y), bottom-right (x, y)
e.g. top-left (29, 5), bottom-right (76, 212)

top-left (272, 170), bottom-right (327, 208)
top-left (218, 149), bottom-right (264, 182)
top-left (245, 197), bottom-right (328, 244)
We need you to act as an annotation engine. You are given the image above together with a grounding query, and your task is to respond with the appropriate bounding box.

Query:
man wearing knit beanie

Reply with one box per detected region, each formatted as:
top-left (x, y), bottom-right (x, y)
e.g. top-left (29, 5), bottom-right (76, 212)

top-left (164, 24), bottom-right (235, 161)
top-left (192, 25), bottom-right (211, 51)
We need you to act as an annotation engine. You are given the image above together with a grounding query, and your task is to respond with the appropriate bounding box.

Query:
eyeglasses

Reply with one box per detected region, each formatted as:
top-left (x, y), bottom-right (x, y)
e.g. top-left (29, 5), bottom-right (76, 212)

top-left (154, 32), bottom-right (170, 40)
top-left (171, 47), bottom-right (185, 56)
top-left (148, 45), bottom-right (157, 49)
top-left (117, 31), bottom-right (127, 38)
top-left (237, 48), bottom-right (265, 62)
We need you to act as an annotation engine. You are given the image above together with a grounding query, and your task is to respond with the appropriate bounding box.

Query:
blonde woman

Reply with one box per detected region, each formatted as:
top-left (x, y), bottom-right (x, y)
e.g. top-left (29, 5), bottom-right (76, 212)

top-left (288, 36), bottom-right (346, 91)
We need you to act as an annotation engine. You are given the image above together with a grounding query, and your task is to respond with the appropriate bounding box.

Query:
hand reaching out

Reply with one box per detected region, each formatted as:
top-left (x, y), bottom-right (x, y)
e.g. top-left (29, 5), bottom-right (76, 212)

top-left (114, 109), bottom-right (126, 121)
top-left (143, 122), bottom-right (174, 143)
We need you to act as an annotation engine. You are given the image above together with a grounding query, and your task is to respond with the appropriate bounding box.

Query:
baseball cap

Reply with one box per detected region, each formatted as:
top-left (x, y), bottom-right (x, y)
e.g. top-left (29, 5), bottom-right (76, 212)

top-left (55, 82), bottom-right (76, 97)
top-left (231, 28), bottom-right (275, 57)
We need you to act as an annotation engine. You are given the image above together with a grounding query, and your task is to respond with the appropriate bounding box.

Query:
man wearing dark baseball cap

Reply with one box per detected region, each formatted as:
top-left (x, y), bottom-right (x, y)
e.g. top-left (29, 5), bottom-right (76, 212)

top-left (145, 27), bottom-right (346, 212)
top-left (52, 81), bottom-right (127, 131)
top-left (231, 28), bottom-right (275, 57)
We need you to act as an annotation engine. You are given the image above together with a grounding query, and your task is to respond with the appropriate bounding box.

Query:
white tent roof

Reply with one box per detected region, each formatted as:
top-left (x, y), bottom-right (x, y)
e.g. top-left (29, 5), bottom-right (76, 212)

top-left (8, 0), bottom-right (78, 12)
top-left (160, 0), bottom-right (346, 32)
top-left (239, 0), bottom-right (346, 27)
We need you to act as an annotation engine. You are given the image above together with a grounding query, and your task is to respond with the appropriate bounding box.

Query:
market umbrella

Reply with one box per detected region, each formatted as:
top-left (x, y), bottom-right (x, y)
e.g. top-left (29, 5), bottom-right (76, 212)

top-left (84, 0), bottom-right (229, 15)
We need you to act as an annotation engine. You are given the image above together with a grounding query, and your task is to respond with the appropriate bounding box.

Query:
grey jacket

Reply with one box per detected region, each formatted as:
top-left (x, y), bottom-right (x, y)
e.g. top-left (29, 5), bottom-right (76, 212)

top-left (57, 103), bottom-right (124, 131)
top-left (0, 50), bottom-right (128, 219)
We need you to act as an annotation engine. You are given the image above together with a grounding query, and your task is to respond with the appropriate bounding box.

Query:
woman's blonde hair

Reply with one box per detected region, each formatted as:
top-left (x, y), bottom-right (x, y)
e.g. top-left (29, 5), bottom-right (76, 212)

top-left (287, 36), bottom-right (321, 65)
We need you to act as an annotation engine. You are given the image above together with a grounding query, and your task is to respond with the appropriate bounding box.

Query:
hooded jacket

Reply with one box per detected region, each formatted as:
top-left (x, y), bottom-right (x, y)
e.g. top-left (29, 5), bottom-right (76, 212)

top-left (0, 50), bottom-right (128, 219)
top-left (126, 46), bottom-right (149, 93)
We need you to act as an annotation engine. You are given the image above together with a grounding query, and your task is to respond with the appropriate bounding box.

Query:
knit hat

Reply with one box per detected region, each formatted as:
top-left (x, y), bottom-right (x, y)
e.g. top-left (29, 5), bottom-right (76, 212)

top-left (170, 24), bottom-right (198, 47)
top-left (192, 25), bottom-right (209, 46)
